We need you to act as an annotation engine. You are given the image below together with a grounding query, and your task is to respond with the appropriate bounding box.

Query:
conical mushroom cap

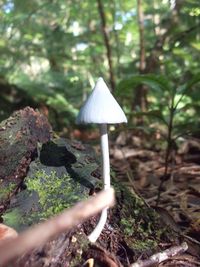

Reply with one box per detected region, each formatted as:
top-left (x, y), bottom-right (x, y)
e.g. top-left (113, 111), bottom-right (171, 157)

top-left (76, 77), bottom-right (127, 124)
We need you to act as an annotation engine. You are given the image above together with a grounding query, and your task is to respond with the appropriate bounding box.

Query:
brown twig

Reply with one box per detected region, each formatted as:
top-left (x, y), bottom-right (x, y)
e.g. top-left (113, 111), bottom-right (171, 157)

top-left (130, 242), bottom-right (188, 267)
top-left (0, 188), bottom-right (115, 266)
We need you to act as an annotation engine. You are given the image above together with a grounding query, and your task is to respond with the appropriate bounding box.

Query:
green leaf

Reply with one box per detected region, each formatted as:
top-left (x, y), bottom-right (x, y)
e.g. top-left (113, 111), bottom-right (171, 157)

top-left (177, 73), bottom-right (200, 95)
top-left (133, 109), bottom-right (167, 124)
top-left (116, 74), bottom-right (172, 98)
top-left (175, 74), bottom-right (200, 108)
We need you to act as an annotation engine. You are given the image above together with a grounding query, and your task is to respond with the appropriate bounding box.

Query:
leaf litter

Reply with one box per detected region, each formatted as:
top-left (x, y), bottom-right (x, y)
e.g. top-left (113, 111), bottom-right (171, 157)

top-left (111, 131), bottom-right (200, 266)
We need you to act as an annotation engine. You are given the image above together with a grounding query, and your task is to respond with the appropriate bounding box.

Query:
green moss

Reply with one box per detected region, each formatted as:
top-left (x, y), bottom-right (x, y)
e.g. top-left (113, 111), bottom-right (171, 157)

top-left (131, 239), bottom-right (157, 252)
top-left (113, 181), bottom-right (169, 252)
top-left (26, 170), bottom-right (84, 220)
top-left (3, 167), bottom-right (88, 231)
top-left (2, 208), bottom-right (21, 227)
top-left (121, 217), bottom-right (136, 236)
top-left (0, 182), bottom-right (16, 201)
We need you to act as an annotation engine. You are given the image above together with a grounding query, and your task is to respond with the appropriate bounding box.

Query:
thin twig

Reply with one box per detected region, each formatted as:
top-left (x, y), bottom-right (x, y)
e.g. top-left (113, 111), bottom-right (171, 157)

top-left (0, 188), bottom-right (115, 266)
top-left (156, 99), bottom-right (175, 206)
top-left (130, 242), bottom-right (188, 267)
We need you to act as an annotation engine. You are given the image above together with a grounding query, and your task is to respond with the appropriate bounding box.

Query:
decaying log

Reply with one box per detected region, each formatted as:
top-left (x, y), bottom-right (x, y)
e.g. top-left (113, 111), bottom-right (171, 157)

top-left (0, 107), bottom-right (52, 208)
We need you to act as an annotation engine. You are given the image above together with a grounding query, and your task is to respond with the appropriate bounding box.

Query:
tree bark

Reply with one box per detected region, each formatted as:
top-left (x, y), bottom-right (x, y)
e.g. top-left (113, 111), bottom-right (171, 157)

top-left (133, 0), bottom-right (184, 113)
top-left (145, 0), bottom-right (183, 73)
top-left (97, 0), bottom-right (115, 91)
top-left (134, 0), bottom-right (148, 114)
top-left (110, 0), bottom-right (121, 78)
top-left (0, 107), bottom-right (51, 208)
top-left (137, 0), bottom-right (146, 73)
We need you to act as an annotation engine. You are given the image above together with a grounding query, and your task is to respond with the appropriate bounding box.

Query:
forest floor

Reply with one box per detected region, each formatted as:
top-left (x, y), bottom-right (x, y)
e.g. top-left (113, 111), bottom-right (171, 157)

top-left (73, 127), bottom-right (200, 266)
top-left (1, 108), bottom-right (200, 266)
top-left (109, 130), bottom-right (200, 266)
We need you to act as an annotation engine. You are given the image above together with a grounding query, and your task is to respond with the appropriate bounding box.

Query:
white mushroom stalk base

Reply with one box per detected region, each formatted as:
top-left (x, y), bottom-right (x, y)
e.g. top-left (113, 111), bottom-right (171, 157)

top-left (88, 207), bottom-right (108, 243)
top-left (88, 124), bottom-right (110, 243)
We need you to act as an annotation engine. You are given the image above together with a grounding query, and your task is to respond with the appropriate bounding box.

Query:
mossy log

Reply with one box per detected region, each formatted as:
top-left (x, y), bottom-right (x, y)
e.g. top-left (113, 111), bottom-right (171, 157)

top-left (0, 107), bottom-right (176, 267)
top-left (0, 107), bottom-right (52, 210)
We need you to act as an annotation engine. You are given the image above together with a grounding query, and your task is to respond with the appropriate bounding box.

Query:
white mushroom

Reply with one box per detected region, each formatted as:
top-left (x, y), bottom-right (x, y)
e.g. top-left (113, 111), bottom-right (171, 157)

top-left (76, 77), bottom-right (127, 242)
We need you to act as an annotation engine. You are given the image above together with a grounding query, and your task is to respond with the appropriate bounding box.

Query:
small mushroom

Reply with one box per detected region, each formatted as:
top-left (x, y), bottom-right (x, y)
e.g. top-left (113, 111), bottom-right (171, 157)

top-left (76, 77), bottom-right (127, 242)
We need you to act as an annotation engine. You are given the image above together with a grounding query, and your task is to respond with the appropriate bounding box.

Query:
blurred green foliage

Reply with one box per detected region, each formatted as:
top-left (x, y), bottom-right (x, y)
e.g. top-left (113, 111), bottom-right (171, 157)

top-left (117, 73), bottom-right (200, 145)
top-left (0, 0), bottom-right (200, 134)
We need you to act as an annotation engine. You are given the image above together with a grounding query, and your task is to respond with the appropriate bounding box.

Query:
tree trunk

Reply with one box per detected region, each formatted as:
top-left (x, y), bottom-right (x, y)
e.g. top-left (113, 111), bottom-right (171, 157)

top-left (133, 0), bottom-right (184, 114)
top-left (110, 0), bottom-right (121, 78)
top-left (137, 0), bottom-right (146, 73)
top-left (97, 0), bottom-right (115, 91)
top-left (145, 0), bottom-right (183, 73)
top-left (133, 0), bottom-right (148, 114)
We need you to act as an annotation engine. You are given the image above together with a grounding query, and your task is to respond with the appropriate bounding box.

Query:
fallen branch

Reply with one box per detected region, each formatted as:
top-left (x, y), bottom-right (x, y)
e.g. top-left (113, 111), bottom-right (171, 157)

top-left (131, 242), bottom-right (188, 267)
top-left (0, 188), bottom-right (115, 266)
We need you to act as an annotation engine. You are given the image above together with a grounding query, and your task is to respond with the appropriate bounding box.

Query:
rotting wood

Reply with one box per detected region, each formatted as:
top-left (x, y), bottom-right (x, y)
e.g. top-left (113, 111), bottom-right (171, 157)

top-left (0, 107), bottom-right (52, 208)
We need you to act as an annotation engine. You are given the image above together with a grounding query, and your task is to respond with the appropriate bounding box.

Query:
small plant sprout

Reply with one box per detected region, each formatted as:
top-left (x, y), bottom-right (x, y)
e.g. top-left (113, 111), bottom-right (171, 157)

top-left (76, 77), bottom-right (127, 242)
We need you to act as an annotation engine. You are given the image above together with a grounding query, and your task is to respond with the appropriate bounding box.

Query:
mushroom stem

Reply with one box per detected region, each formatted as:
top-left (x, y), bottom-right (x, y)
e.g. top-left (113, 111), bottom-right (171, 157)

top-left (88, 208), bottom-right (108, 243)
top-left (100, 123), bottom-right (110, 190)
top-left (88, 123), bottom-right (110, 242)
